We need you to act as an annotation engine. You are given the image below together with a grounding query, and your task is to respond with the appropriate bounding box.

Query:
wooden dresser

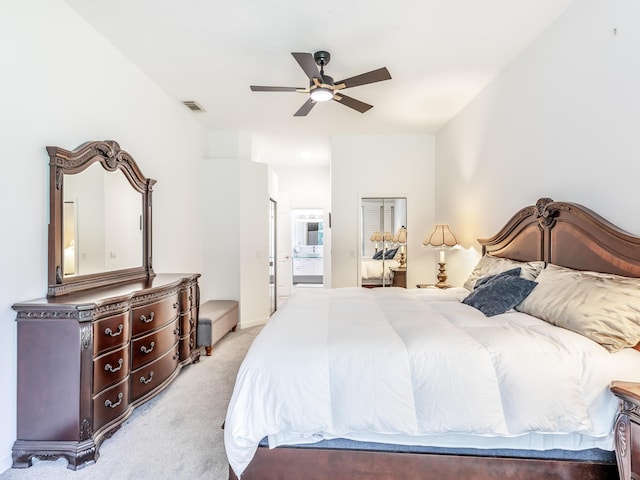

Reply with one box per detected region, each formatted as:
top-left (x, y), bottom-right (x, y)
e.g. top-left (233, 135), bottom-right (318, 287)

top-left (11, 273), bottom-right (201, 470)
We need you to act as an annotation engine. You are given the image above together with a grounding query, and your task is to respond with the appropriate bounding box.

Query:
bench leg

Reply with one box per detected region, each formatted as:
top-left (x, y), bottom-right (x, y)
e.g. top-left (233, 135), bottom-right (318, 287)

top-left (205, 346), bottom-right (212, 356)
top-left (231, 324), bottom-right (237, 332)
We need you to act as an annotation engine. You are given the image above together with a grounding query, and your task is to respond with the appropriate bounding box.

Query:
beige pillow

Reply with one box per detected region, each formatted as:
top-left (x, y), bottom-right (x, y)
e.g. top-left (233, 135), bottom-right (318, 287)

top-left (517, 263), bottom-right (640, 352)
top-left (463, 254), bottom-right (545, 291)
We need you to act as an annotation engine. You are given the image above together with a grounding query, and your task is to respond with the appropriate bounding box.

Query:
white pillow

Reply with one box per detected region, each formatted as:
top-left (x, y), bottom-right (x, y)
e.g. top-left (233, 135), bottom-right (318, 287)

top-left (463, 254), bottom-right (545, 291)
top-left (517, 263), bottom-right (640, 352)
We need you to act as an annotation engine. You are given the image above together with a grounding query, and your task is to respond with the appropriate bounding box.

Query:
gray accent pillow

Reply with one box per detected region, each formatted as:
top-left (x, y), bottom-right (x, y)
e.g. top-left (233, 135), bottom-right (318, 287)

top-left (464, 255), bottom-right (545, 291)
top-left (384, 247), bottom-right (398, 259)
top-left (517, 263), bottom-right (640, 352)
top-left (474, 267), bottom-right (521, 288)
top-left (462, 275), bottom-right (538, 317)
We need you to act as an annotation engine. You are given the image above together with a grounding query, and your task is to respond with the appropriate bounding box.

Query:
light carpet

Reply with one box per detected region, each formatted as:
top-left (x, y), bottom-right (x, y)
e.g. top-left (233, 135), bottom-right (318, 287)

top-left (0, 325), bottom-right (262, 480)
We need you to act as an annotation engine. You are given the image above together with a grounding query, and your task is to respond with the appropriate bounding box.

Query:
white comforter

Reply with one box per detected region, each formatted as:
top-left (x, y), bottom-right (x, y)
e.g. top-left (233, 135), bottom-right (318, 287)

top-left (225, 287), bottom-right (640, 477)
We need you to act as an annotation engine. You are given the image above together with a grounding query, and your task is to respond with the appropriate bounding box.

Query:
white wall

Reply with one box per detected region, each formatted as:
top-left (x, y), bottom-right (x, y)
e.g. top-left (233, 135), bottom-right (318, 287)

top-left (331, 135), bottom-right (436, 288)
top-left (202, 132), bottom-right (272, 328)
top-left (275, 166), bottom-right (331, 210)
top-left (436, 0), bottom-right (640, 287)
top-left (0, 0), bottom-right (206, 472)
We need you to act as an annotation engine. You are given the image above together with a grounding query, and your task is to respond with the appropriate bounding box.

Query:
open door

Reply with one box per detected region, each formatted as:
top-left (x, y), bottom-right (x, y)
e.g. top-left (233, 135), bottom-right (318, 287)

top-left (269, 198), bottom-right (277, 315)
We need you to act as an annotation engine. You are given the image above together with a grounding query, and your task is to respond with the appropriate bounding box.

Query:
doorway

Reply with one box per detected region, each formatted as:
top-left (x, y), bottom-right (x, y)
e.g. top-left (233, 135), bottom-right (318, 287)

top-left (291, 209), bottom-right (324, 286)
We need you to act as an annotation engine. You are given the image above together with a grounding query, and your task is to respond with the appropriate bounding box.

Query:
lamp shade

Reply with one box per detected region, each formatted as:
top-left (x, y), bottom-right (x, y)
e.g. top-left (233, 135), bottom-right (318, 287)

top-left (396, 226), bottom-right (407, 244)
top-left (423, 224), bottom-right (458, 248)
top-left (383, 231), bottom-right (393, 242)
top-left (370, 231), bottom-right (382, 242)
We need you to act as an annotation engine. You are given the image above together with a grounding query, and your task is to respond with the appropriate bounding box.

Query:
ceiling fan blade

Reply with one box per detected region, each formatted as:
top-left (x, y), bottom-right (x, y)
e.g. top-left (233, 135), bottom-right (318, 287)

top-left (334, 67), bottom-right (391, 89)
top-left (294, 98), bottom-right (316, 117)
top-left (292, 52), bottom-right (320, 80)
top-left (333, 93), bottom-right (373, 113)
top-left (250, 86), bottom-right (301, 92)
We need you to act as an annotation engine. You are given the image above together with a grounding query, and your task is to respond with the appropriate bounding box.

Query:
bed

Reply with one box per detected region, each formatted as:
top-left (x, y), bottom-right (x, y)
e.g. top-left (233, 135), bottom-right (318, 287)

top-left (225, 197), bottom-right (640, 480)
top-left (360, 257), bottom-right (399, 287)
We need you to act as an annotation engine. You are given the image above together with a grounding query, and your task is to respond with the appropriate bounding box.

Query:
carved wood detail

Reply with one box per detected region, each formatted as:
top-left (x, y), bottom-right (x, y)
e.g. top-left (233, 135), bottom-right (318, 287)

top-left (47, 140), bottom-right (156, 297)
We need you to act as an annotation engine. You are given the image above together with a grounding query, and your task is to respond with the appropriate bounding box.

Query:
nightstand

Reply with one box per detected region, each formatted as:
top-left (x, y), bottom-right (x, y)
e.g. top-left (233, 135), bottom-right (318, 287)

top-left (417, 284), bottom-right (451, 289)
top-left (390, 268), bottom-right (406, 288)
top-left (610, 381), bottom-right (640, 480)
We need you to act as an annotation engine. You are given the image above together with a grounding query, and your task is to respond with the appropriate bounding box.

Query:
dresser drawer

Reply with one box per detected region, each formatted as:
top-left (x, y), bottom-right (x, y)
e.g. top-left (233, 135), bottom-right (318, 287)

top-left (130, 344), bottom-right (180, 401)
top-left (131, 294), bottom-right (179, 336)
top-left (631, 419), bottom-right (640, 478)
top-left (180, 308), bottom-right (196, 336)
top-left (94, 312), bottom-right (130, 356)
top-left (93, 378), bottom-right (129, 432)
top-left (179, 329), bottom-right (197, 362)
top-left (93, 344), bottom-right (130, 394)
top-left (131, 319), bottom-right (180, 371)
top-left (179, 286), bottom-right (197, 312)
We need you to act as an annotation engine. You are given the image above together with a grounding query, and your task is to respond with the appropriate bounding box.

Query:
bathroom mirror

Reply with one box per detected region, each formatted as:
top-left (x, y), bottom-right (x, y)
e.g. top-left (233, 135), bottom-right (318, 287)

top-left (47, 140), bottom-right (156, 296)
top-left (360, 197), bottom-right (407, 287)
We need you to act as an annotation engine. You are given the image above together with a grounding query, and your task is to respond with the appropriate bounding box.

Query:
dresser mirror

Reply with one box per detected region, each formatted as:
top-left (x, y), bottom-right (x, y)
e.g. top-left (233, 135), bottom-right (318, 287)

top-left (47, 140), bottom-right (156, 296)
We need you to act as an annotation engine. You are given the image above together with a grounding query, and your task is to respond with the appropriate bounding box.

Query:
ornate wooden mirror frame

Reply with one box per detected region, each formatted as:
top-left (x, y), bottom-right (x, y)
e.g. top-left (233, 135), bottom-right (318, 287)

top-left (47, 140), bottom-right (156, 296)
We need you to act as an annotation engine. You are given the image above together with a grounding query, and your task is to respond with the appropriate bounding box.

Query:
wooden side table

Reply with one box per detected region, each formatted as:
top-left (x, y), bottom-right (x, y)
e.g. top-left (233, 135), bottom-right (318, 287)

top-left (417, 284), bottom-right (451, 289)
top-left (610, 381), bottom-right (640, 480)
top-left (391, 268), bottom-right (406, 288)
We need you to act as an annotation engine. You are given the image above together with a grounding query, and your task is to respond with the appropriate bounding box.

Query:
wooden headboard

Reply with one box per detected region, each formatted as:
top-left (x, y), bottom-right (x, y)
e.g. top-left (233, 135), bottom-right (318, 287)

top-left (478, 197), bottom-right (640, 278)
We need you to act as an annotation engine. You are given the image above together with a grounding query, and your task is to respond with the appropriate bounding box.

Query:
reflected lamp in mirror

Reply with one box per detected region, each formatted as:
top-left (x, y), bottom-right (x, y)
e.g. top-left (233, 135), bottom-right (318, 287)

top-left (383, 231), bottom-right (393, 250)
top-left (393, 226), bottom-right (407, 268)
top-left (370, 231), bottom-right (382, 253)
top-left (423, 224), bottom-right (458, 288)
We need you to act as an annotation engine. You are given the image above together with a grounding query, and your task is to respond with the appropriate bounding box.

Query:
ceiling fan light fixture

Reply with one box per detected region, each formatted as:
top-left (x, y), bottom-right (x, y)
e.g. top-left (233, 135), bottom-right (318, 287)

top-left (310, 87), bottom-right (333, 102)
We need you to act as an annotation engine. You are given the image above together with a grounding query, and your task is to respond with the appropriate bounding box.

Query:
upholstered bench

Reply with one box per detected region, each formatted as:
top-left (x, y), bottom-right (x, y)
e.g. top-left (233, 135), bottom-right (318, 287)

top-left (197, 300), bottom-right (239, 355)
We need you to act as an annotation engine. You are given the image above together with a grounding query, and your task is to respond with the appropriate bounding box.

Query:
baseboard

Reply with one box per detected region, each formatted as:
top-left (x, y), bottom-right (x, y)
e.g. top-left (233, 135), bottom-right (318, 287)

top-left (239, 316), bottom-right (268, 329)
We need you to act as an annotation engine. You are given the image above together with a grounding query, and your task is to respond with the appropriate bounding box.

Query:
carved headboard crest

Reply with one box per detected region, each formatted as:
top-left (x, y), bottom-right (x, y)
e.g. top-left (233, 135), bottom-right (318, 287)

top-left (533, 197), bottom-right (569, 227)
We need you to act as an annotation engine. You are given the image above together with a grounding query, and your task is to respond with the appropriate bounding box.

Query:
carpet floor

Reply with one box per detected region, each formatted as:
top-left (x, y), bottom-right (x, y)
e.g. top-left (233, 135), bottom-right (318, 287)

top-left (0, 325), bottom-right (262, 480)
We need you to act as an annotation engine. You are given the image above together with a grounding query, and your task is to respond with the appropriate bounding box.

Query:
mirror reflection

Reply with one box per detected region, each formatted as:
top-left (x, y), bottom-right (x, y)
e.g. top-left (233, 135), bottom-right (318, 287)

top-left (63, 162), bottom-right (143, 277)
top-left (360, 197), bottom-right (407, 288)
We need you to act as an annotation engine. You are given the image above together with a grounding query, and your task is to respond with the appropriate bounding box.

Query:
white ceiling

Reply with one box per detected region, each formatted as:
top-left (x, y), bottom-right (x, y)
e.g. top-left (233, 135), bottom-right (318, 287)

top-left (64, 0), bottom-right (574, 167)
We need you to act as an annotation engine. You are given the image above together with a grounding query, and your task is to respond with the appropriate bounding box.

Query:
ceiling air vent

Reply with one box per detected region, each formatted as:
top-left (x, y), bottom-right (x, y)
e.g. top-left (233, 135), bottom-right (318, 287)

top-left (182, 101), bottom-right (205, 112)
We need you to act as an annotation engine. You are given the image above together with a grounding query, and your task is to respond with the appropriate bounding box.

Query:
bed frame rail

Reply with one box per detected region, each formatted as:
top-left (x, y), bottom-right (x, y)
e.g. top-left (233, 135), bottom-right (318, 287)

top-left (230, 445), bottom-right (618, 480)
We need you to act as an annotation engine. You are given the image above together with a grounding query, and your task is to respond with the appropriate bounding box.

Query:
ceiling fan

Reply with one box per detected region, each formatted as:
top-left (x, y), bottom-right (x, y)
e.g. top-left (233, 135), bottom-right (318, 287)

top-left (250, 51), bottom-right (391, 116)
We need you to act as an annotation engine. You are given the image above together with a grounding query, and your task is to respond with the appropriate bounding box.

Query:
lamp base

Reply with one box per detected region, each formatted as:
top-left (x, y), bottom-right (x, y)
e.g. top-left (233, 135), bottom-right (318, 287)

top-left (436, 261), bottom-right (448, 289)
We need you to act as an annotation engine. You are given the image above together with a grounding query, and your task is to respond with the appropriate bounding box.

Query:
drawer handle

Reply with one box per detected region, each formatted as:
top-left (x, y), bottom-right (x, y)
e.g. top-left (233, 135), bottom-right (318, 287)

top-left (173, 328), bottom-right (179, 335)
top-left (140, 341), bottom-right (155, 354)
top-left (105, 392), bottom-right (124, 409)
top-left (173, 302), bottom-right (179, 309)
top-left (173, 350), bottom-right (180, 360)
top-left (104, 358), bottom-right (124, 373)
top-left (104, 324), bottom-right (123, 337)
top-left (140, 312), bottom-right (155, 324)
top-left (189, 317), bottom-right (195, 326)
top-left (140, 371), bottom-right (154, 385)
